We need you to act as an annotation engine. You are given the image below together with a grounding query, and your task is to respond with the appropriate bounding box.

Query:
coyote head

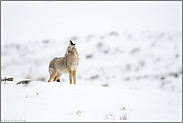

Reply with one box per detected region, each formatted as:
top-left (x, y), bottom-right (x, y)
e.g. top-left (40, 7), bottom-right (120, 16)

top-left (65, 40), bottom-right (77, 56)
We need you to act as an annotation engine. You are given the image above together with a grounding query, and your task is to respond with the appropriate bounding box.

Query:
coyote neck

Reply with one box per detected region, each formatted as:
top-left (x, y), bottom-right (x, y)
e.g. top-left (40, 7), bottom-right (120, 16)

top-left (65, 48), bottom-right (78, 58)
top-left (68, 51), bottom-right (79, 59)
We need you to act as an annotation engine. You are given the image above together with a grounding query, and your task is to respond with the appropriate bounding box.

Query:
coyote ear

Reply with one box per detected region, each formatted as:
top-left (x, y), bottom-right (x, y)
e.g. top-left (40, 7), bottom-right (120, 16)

top-left (69, 40), bottom-right (76, 46)
top-left (69, 40), bottom-right (72, 46)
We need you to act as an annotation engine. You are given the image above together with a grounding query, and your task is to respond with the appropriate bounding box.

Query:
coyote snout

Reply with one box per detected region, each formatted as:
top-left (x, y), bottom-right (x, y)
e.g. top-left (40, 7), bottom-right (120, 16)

top-left (48, 40), bottom-right (79, 84)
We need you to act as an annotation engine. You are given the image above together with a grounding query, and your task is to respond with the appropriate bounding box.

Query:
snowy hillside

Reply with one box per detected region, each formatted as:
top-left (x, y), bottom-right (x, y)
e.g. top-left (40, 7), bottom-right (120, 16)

top-left (1, 30), bottom-right (182, 121)
top-left (1, 31), bottom-right (182, 92)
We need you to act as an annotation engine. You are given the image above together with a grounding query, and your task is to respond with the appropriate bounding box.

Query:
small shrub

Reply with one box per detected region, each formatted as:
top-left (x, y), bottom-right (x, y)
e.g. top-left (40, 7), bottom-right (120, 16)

top-left (76, 110), bottom-right (82, 116)
top-left (104, 112), bottom-right (115, 121)
top-left (120, 113), bottom-right (129, 120)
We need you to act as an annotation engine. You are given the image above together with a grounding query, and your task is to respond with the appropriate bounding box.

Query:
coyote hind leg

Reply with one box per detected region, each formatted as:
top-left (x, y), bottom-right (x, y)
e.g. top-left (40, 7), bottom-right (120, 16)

top-left (53, 73), bottom-right (62, 82)
top-left (48, 70), bottom-right (57, 82)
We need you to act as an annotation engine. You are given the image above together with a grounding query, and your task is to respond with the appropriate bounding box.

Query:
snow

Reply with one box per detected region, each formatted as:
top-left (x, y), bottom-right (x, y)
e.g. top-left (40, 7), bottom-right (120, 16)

top-left (1, 78), bottom-right (182, 122)
top-left (1, 1), bottom-right (182, 122)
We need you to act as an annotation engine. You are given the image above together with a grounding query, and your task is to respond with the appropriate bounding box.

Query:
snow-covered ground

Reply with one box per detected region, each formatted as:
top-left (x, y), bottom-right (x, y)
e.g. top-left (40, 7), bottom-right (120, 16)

top-left (1, 77), bottom-right (181, 122)
top-left (1, 1), bottom-right (182, 122)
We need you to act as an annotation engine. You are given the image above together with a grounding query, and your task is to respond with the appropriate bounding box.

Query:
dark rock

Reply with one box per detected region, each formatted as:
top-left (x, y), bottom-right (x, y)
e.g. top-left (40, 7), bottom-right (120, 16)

top-left (175, 54), bottom-right (179, 58)
top-left (1, 77), bottom-right (13, 82)
top-left (174, 73), bottom-right (178, 78)
top-left (86, 54), bottom-right (93, 59)
top-left (104, 50), bottom-right (109, 54)
top-left (126, 77), bottom-right (130, 81)
top-left (131, 47), bottom-right (140, 54)
top-left (42, 40), bottom-right (50, 44)
top-left (101, 83), bottom-right (109, 87)
top-left (16, 80), bottom-right (31, 85)
top-left (91, 75), bottom-right (99, 80)
top-left (161, 77), bottom-right (165, 80)
top-left (109, 31), bottom-right (119, 36)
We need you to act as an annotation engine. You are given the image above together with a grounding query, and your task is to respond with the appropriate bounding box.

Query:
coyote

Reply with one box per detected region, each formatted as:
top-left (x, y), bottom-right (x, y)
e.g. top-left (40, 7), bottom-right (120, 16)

top-left (48, 40), bottom-right (79, 84)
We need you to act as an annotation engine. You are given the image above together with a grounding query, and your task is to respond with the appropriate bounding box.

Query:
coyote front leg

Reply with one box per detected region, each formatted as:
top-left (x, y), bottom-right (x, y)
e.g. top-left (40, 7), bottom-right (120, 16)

top-left (73, 70), bottom-right (76, 85)
top-left (69, 69), bottom-right (72, 84)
